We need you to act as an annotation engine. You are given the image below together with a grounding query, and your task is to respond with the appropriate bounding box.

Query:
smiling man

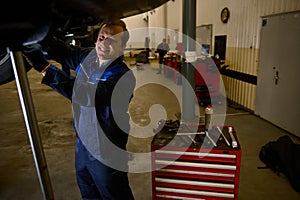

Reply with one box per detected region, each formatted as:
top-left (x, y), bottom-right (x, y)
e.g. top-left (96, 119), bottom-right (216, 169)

top-left (96, 21), bottom-right (128, 61)
top-left (24, 19), bottom-right (136, 200)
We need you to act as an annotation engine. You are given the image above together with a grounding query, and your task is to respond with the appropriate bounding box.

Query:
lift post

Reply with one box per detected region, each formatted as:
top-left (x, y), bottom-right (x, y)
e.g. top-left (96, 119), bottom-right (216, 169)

top-left (9, 49), bottom-right (55, 200)
top-left (182, 0), bottom-right (197, 122)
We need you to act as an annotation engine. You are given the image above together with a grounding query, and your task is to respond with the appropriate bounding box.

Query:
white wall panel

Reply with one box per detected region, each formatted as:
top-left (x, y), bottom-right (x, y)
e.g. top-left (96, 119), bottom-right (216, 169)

top-left (166, 0), bottom-right (182, 31)
top-left (221, 0), bottom-right (300, 110)
top-left (124, 0), bottom-right (300, 111)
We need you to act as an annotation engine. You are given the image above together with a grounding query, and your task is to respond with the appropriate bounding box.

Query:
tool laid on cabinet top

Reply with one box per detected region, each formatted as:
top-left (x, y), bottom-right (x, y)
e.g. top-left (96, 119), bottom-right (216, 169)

top-left (152, 119), bottom-right (240, 150)
top-left (228, 126), bottom-right (238, 148)
top-left (217, 126), bottom-right (231, 147)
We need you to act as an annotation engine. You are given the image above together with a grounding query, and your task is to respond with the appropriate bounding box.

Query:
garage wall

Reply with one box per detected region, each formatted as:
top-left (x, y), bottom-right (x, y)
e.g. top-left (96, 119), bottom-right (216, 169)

top-left (165, 0), bottom-right (230, 45)
top-left (123, 5), bottom-right (168, 49)
top-left (122, 13), bottom-right (148, 49)
top-left (223, 0), bottom-right (300, 111)
top-left (165, 0), bottom-right (300, 111)
top-left (124, 0), bottom-right (300, 111)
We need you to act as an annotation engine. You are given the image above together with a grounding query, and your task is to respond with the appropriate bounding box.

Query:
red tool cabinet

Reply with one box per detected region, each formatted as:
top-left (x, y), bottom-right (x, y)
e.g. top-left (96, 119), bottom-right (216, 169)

top-left (195, 61), bottom-right (220, 97)
top-left (195, 59), bottom-right (222, 106)
top-left (151, 125), bottom-right (241, 200)
top-left (163, 56), bottom-right (223, 105)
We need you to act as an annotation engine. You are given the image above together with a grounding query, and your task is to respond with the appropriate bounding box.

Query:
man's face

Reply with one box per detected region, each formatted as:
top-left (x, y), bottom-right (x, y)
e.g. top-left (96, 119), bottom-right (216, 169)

top-left (95, 24), bottom-right (125, 61)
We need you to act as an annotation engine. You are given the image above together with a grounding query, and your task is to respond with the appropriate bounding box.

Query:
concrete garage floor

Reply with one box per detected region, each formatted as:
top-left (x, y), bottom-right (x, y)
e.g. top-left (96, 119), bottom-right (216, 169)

top-left (0, 60), bottom-right (300, 200)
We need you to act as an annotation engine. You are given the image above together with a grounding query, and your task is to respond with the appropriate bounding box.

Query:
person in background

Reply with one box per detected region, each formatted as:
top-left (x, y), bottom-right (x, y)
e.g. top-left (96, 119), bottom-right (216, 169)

top-left (156, 38), bottom-right (170, 74)
top-left (24, 19), bottom-right (135, 200)
top-left (144, 36), bottom-right (150, 64)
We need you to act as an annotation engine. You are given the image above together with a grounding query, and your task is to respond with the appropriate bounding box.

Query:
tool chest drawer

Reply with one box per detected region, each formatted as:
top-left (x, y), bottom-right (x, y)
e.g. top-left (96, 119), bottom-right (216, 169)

top-left (151, 124), bottom-right (241, 200)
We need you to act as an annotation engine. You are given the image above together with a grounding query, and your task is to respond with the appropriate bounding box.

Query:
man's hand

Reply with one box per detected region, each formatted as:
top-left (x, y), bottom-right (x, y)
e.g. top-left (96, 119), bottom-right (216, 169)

top-left (23, 43), bottom-right (49, 72)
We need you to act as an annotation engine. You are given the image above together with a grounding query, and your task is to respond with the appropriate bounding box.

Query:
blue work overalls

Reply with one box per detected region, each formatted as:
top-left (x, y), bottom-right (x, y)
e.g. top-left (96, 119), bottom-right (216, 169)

top-left (41, 48), bottom-right (135, 200)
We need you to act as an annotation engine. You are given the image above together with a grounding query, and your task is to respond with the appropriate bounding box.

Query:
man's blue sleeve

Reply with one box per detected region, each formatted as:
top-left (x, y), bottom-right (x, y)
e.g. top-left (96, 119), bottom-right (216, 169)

top-left (41, 64), bottom-right (75, 100)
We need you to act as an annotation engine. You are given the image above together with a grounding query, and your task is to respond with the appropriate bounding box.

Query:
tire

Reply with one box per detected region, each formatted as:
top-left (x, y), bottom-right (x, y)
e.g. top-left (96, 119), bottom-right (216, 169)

top-left (0, 49), bottom-right (32, 85)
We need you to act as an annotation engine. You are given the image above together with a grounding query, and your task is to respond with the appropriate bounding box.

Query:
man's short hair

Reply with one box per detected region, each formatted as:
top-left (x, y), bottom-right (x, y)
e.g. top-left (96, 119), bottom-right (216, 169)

top-left (99, 19), bottom-right (129, 47)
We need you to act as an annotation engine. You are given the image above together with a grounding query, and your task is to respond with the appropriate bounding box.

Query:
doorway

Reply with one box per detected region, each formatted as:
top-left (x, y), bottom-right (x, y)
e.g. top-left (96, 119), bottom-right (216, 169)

top-left (255, 11), bottom-right (300, 137)
top-left (214, 35), bottom-right (227, 60)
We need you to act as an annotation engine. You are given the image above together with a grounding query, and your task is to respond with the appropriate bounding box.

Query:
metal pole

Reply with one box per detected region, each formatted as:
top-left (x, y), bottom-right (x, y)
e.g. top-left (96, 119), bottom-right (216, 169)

top-left (9, 49), bottom-right (55, 200)
top-left (182, 0), bottom-right (196, 122)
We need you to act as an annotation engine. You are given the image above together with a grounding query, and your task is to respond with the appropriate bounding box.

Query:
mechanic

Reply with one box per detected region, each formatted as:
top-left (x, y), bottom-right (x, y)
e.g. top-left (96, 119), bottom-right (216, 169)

top-left (156, 38), bottom-right (169, 74)
top-left (24, 19), bottom-right (135, 200)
